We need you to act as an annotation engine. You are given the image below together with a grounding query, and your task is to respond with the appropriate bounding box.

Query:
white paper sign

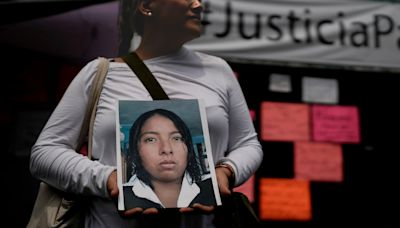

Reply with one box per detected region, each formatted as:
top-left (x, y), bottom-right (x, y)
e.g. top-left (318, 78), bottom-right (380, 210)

top-left (187, 0), bottom-right (400, 70)
top-left (269, 73), bottom-right (292, 93)
top-left (302, 77), bottom-right (339, 104)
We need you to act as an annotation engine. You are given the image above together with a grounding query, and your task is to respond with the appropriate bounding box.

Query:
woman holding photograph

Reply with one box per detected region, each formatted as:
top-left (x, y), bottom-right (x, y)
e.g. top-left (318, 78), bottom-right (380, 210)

top-left (30, 0), bottom-right (263, 227)
top-left (123, 108), bottom-right (216, 209)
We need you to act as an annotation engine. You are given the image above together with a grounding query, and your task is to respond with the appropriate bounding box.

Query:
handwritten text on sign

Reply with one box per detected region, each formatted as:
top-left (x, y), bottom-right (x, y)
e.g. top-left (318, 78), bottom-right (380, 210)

top-left (294, 141), bottom-right (343, 182)
top-left (259, 178), bottom-right (312, 221)
top-left (312, 105), bottom-right (360, 143)
top-left (261, 102), bottom-right (310, 142)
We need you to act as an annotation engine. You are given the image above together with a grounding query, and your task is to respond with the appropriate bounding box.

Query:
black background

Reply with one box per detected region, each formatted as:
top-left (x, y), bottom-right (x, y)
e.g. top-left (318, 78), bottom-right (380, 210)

top-left (231, 61), bottom-right (400, 227)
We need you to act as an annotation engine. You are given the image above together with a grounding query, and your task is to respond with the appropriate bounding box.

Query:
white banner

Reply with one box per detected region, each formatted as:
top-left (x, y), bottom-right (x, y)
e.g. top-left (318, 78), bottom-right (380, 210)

top-left (187, 0), bottom-right (400, 70)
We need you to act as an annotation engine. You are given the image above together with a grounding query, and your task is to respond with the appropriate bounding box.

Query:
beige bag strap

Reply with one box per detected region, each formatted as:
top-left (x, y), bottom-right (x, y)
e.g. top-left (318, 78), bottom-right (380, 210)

top-left (76, 57), bottom-right (109, 159)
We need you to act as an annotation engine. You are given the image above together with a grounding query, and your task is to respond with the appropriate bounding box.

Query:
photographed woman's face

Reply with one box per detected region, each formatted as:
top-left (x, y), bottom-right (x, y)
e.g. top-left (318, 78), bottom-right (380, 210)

top-left (138, 114), bottom-right (188, 184)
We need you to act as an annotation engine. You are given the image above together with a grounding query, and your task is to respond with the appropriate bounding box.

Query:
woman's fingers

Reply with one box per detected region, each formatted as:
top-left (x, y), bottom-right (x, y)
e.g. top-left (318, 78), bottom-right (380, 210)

top-left (215, 168), bottom-right (232, 196)
top-left (123, 205), bottom-right (214, 217)
top-left (192, 203), bottom-right (215, 213)
top-left (180, 204), bottom-right (215, 214)
top-left (122, 207), bottom-right (159, 217)
top-left (143, 208), bottom-right (159, 214)
top-left (122, 207), bottom-right (144, 217)
top-left (179, 207), bottom-right (195, 213)
top-left (106, 170), bottom-right (119, 198)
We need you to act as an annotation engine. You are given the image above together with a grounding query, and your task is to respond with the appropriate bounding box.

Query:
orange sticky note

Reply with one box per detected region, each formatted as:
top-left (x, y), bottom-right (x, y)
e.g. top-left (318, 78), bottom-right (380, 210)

top-left (259, 178), bottom-right (312, 221)
top-left (261, 102), bottom-right (310, 141)
top-left (312, 105), bottom-right (360, 143)
top-left (234, 175), bottom-right (255, 203)
top-left (294, 141), bottom-right (343, 182)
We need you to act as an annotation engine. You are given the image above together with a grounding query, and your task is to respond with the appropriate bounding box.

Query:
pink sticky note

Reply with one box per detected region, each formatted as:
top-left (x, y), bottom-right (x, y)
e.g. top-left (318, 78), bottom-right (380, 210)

top-left (259, 178), bottom-right (312, 221)
top-left (312, 105), bottom-right (360, 143)
top-left (249, 109), bottom-right (256, 121)
top-left (234, 175), bottom-right (255, 203)
top-left (234, 71), bottom-right (240, 79)
top-left (294, 141), bottom-right (343, 182)
top-left (261, 102), bottom-right (310, 141)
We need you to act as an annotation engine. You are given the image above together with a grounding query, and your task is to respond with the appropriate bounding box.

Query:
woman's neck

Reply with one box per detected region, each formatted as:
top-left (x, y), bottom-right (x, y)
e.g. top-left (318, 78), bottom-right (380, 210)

top-left (152, 180), bottom-right (182, 208)
top-left (135, 33), bottom-right (185, 60)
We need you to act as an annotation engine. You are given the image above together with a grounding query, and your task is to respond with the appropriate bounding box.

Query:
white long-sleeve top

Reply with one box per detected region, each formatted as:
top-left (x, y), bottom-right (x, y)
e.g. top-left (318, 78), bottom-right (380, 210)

top-left (30, 47), bottom-right (263, 227)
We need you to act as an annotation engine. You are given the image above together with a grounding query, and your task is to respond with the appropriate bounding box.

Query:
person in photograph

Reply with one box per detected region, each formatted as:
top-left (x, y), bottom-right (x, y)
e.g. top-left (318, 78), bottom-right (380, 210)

top-left (30, 0), bottom-right (263, 227)
top-left (123, 108), bottom-right (216, 209)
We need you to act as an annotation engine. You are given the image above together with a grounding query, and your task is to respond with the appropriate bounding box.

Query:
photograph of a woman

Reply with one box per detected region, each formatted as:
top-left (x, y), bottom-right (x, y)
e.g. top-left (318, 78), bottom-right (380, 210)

top-left (120, 105), bottom-right (218, 209)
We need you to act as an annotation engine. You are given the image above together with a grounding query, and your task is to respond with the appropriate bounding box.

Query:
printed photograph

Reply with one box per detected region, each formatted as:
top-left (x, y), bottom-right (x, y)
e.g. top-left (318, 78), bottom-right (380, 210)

top-left (116, 99), bottom-right (221, 210)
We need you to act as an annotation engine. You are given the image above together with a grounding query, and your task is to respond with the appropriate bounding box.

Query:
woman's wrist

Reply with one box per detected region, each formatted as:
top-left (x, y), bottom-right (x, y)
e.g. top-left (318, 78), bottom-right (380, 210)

top-left (215, 162), bottom-right (235, 188)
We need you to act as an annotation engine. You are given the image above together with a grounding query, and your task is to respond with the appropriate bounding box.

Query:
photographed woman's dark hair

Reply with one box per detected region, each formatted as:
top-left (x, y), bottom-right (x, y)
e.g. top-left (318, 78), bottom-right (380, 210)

top-left (129, 109), bottom-right (202, 188)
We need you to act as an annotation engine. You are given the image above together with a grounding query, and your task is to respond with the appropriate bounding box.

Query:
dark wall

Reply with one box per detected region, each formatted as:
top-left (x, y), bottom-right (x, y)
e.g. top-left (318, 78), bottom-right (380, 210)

top-left (1, 46), bottom-right (84, 227)
top-left (231, 61), bottom-right (400, 227)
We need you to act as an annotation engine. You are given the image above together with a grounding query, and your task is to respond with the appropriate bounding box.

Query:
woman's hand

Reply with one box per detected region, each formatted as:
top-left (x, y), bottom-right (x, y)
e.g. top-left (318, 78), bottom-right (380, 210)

top-left (107, 170), bottom-right (119, 198)
top-left (179, 204), bottom-right (215, 214)
top-left (180, 166), bottom-right (234, 214)
top-left (106, 170), bottom-right (159, 216)
top-left (122, 207), bottom-right (158, 217)
top-left (215, 166), bottom-right (233, 196)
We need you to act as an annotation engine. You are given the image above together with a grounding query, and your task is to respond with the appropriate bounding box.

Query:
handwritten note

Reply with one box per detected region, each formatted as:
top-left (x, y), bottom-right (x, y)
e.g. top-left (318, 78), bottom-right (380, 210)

top-left (259, 178), bottom-right (312, 221)
top-left (312, 105), bottom-right (360, 143)
top-left (294, 141), bottom-right (343, 182)
top-left (261, 102), bottom-right (310, 141)
top-left (234, 175), bottom-right (255, 203)
top-left (302, 77), bottom-right (339, 104)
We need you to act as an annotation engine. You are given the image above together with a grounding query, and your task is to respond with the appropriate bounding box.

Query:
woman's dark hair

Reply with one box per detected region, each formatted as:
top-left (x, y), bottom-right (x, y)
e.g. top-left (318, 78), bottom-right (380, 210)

top-left (118, 0), bottom-right (144, 55)
top-left (131, 0), bottom-right (145, 36)
top-left (129, 109), bottom-right (202, 188)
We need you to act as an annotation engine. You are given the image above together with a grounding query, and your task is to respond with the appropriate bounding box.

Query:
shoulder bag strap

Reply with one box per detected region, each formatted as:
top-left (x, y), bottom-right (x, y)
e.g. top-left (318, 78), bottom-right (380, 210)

top-left (76, 57), bottom-right (110, 159)
top-left (122, 52), bottom-right (170, 100)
